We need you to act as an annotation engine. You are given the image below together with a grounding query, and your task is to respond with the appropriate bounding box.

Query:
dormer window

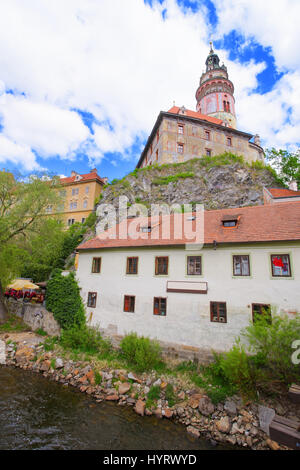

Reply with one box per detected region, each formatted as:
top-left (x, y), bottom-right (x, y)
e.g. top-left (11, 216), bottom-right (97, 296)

top-left (141, 226), bottom-right (152, 233)
top-left (223, 220), bottom-right (237, 227)
top-left (222, 215), bottom-right (239, 227)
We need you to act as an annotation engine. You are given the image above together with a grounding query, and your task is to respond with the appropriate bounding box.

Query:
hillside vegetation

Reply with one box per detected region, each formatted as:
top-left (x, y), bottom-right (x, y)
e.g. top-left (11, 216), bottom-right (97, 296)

top-left (96, 153), bottom-right (284, 217)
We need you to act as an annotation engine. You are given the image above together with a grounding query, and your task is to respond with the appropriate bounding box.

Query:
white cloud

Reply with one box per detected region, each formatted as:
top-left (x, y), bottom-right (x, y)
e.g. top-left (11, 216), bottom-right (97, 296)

top-left (0, 94), bottom-right (90, 159)
top-left (0, 134), bottom-right (39, 171)
top-left (213, 0), bottom-right (300, 71)
top-left (0, 0), bottom-right (298, 171)
top-left (212, 0), bottom-right (300, 149)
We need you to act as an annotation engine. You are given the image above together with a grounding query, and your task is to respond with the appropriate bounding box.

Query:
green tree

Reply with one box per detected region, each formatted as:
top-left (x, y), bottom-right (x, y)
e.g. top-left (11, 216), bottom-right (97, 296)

top-left (46, 269), bottom-right (86, 330)
top-left (265, 148), bottom-right (300, 188)
top-left (0, 171), bottom-right (61, 322)
top-left (19, 218), bottom-right (66, 282)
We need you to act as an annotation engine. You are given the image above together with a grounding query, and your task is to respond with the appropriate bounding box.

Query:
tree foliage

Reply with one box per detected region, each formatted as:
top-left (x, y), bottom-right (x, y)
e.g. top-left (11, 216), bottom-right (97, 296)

top-left (0, 171), bottom-right (62, 321)
top-left (265, 148), bottom-right (300, 187)
top-left (46, 269), bottom-right (86, 330)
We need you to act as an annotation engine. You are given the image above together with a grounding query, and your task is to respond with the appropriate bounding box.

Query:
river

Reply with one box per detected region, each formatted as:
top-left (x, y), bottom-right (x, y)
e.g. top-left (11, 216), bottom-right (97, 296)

top-left (0, 366), bottom-right (233, 450)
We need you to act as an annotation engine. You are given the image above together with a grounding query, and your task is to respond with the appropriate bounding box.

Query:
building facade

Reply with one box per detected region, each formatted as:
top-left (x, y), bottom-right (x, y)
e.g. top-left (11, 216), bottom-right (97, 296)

top-left (136, 45), bottom-right (264, 169)
top-left (76, 202), bottom-right (300, 358)
top-left (52, 169), bottom-right (106, 226)
top-left (263, 185), bottom-right (300, 204)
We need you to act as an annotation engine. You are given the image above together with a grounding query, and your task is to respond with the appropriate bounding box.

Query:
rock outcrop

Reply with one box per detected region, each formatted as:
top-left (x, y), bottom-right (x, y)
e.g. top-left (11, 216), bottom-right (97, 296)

top-left (95, 155), bottom-right (283, 230)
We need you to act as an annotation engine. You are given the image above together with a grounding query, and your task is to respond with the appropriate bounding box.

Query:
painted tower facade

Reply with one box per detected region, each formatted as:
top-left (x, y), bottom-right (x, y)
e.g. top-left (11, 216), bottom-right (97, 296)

top-left (195, 43), bottom-right (237, 129)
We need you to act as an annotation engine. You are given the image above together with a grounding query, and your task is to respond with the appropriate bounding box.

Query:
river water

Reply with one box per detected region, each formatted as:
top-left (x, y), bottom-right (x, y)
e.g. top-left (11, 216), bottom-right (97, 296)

top-left (0, 366), bottom-right (231, 450)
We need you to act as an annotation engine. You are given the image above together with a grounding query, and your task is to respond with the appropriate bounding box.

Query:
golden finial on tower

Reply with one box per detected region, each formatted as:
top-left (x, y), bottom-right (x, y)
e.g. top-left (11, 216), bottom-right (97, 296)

top-left (209, 41), bottom-right (214, 53)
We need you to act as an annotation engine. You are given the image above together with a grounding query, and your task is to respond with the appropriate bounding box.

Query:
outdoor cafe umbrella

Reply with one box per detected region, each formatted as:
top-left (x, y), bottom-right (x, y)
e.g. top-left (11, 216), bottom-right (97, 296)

top-left (7, 280), bottom-right (40, 290)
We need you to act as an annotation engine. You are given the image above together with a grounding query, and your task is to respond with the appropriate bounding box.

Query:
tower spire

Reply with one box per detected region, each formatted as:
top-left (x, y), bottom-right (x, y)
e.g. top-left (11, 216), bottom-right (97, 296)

top-left (195, 46), bottom-right (237, 128)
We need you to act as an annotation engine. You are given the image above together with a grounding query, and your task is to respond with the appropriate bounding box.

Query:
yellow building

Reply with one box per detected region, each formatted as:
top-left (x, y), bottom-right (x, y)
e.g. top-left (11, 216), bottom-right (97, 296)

top-left (56, 169), bottom-right (106, 226)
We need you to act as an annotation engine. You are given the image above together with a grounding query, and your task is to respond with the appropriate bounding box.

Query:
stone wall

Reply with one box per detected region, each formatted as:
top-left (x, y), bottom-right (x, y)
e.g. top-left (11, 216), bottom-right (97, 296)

top-left (98, 325), bottom-right (214, 364)
top-left (7, 299), bottom-right (60, 337)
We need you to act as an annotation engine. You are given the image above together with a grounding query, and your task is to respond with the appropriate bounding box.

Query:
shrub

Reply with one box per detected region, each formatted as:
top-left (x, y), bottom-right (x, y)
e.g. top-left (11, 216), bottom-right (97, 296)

top-left (219, 341), bottom-right (256, 397)
top-left (165, 383), bottom-right (176, 407)
top-left (46, 269), bottom-right (86, 330)
top-left (84, 211), bottom-right (97, 228)
top-left (153, 172), bottom-right (195, 185)
top-left (242, 314), bottom-right (300, 384)
top-left (60, 325), bottom-right (112, 355)
top-left (192, 353), bottom-right (237, 404)
top-left (120, 332), bottom-right (163, 372)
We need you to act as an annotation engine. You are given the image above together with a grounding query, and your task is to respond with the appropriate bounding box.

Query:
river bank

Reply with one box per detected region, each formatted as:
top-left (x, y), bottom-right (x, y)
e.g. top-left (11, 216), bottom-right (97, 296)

top-left (1, 332), bottom-right (298, 450)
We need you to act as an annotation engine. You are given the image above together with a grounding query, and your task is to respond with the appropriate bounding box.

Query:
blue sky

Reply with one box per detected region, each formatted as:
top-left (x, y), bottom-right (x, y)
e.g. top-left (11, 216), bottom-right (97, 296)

top-left (0, 0), bottom-right (299, 181)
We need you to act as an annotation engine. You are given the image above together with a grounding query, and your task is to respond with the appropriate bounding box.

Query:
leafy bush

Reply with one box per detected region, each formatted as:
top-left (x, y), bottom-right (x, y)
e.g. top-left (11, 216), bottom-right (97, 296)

top-left (242, 314), bottom-right (300, 384)
top-left (192, 353), bottom-right (237, 404)
top-left (60, 325), bottom-right (112, 355)
top-left (153, 172), bottom-right (195, 185)
top-left (84, 211), bottom-right (97, 228)
top-left (165, 383), bottom-right (176, 407)
top-left (46, 269), bottom-right (86, 330)
top-left (120, 332), bottom-right (163, 372)
top-left (219, 341), bottom-right (256, 397)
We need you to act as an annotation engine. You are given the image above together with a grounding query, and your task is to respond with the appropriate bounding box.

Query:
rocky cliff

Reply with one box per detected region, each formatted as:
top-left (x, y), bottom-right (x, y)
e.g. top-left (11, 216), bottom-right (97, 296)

top-left (95, 154), bottom-right (283, 224)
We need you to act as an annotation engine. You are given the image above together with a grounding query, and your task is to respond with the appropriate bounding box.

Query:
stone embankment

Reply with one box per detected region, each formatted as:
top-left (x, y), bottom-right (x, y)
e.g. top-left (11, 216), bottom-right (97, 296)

top-left (0, 334), bottom-right (295, 451)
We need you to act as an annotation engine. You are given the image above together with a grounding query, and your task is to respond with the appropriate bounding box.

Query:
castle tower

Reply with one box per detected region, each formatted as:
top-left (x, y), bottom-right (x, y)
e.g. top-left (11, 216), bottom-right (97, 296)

top-left (195, 43), bottom-right (237, 128)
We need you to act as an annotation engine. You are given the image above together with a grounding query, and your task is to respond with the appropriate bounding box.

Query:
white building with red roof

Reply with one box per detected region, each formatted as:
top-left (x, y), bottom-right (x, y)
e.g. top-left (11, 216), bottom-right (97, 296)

top-left (76, 202), bottom-right (300, 358)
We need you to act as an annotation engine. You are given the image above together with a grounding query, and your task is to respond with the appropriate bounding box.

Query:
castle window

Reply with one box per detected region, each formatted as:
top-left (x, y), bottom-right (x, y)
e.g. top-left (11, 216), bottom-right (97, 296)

top-left (124, 295), bottom-right (135, 313)
top-left (68, 218), bottom-right (75, 226)
top-left (72, 188), bottom-right (79, 196)
top-left (156, 149), bottom-right (159, 161)
top-left (187, 256), bottom-right (202, 275)
top-left (205, 130), bottom-right (211, 140)
top-left (178, 124), bottom-right (184, 135)
top-left (87, 292), bottom-right (97, 308)
top-left (85, 186), bottom-right (89, 194)
top-left (227, 137), bottom-right (232, 146)
top-left (192, 126), bottom-right (197, 136)
top-left (154, 297), bottom-right (167, 316)
top-left (126, 257), bottom-right (138, 274)
top-left (177, 143), bottom-right (184, 154)
top-left (92, 257), bottom-right (101, 273)
top-left (271, 254), bottom-right (291, 277)
top-left (83, 200), bottom-right (88, 209)
top-left (252, 304), bottom-right (271, 324)
top-left (210, 302), bottom-right (227, 323)
top-left (233, 255), bottom-right (250, 276)
top-left (155, 257), bottom-right (168, 275)
top-left (205, 149), bottom-right (212, 156)
top-left (223, 101), bottom-right (230, 112)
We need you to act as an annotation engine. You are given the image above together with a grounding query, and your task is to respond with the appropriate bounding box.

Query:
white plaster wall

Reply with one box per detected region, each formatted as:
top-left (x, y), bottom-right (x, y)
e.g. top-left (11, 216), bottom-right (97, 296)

top-left (76, 243), bottom-right (300, 352)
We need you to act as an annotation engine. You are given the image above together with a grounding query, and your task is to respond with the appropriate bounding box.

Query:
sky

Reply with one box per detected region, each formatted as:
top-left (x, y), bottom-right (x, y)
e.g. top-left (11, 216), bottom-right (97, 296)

top-left (0, 0), bottom-right (299, 181)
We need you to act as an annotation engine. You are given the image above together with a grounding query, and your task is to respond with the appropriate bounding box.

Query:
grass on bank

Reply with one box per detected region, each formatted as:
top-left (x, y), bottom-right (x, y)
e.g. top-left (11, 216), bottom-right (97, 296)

top-left (4, 313), bottom-right (300, 405)
top-left (0, 314), bottom-right (30, 333)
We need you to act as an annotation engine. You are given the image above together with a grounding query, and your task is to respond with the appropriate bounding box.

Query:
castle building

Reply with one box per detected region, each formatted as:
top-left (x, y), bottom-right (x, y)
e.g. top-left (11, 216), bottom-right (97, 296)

top-left (136, 44), bottom-right (264, 169)
top-left (45, 169), bottom-right (107, 227)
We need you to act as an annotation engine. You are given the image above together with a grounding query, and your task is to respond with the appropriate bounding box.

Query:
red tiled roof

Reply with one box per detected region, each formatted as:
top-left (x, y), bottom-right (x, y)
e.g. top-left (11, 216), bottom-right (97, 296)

top-left (60, 171), bottom-right (104, 185)
top-left (167, 106), bottom-right (226, 126)
top-left (267, 187), bottom-right (300, 198)
top-left (77, 202), bottom-right (300, 250)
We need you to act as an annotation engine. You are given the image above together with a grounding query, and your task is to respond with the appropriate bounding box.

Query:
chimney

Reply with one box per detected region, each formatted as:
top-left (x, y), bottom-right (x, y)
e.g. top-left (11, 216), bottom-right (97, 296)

top-left (254, 134), bottom-right (261, 146)
top-left (289, 180), bottom-right (298, 191)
